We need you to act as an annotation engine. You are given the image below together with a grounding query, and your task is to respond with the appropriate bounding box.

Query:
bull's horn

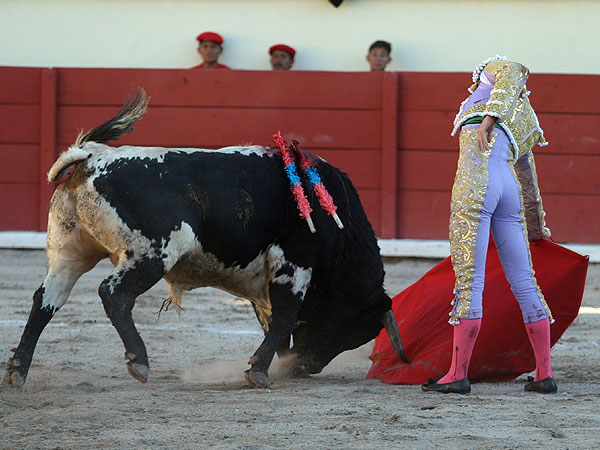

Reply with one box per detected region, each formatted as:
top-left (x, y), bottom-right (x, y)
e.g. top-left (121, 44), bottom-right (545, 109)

top-left (381, 309), bottom-right (410, 364)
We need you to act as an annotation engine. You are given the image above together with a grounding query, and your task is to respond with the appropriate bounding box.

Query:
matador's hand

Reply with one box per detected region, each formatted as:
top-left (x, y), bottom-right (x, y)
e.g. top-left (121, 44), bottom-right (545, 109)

top-left (477, 115), bottom-right (498, 152)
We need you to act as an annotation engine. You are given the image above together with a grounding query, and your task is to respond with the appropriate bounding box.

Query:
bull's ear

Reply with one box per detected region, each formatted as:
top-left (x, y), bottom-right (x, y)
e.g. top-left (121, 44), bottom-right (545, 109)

top-left (381, 310), bottom-right (410, 364)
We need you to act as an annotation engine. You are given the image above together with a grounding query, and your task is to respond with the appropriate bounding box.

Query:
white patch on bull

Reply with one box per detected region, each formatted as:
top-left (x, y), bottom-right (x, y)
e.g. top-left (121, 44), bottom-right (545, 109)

top-left (103, 222), bottom-right (200, 294)
top-left (269, 245), bottom-right (312, 297)
top-left (40, 237), bottom-right (102, 312)
top-left (266, 245), bottom-right (285, 277)
top-left (272, 267), bottom-right (312, 297)
top-left (40, 269), bottom-right (79, 312)
top-left (259, 245), bottom-right (312, 330)
top-left (85, 143), bottom-right (274, 169)
top-left (156, 222), bottom-right (197, 269)
top-left (39, 245), bottom-right (104, 312)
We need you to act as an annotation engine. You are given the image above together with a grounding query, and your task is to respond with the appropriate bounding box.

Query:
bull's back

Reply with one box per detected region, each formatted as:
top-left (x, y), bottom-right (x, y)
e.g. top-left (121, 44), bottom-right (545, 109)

top-left (75, 149), bottom-right (295, 265)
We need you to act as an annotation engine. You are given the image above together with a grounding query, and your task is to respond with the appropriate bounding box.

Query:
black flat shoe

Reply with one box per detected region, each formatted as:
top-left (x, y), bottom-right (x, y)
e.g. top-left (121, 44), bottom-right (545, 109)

top-left (421, 377), bottom-right (470, 394)
top-left (524, 377), bottom-right (557, 394)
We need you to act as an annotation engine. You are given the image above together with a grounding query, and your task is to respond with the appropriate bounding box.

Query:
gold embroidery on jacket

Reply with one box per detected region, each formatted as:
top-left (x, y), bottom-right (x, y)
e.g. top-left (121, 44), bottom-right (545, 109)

top-left (484, 60), bottom-right (528, 122)
top-left (449, 129), bottom-right (495, 321)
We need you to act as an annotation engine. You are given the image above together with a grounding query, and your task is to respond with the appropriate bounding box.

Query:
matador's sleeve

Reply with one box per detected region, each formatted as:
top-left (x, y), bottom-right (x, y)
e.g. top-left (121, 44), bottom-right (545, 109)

top-left (514, 152), bottom-right (551, 240)
top-left (484, 60), bottom-right (529, 123)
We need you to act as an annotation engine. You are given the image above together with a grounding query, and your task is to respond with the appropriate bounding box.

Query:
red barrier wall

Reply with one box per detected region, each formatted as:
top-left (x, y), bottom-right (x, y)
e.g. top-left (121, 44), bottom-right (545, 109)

top-left (1, 67), bottom-right (598, 243)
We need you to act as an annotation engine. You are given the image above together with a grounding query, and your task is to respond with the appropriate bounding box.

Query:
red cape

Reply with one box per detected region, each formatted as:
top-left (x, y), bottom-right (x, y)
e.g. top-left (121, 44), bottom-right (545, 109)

top-left (368, 239), bottom-right (589, 384)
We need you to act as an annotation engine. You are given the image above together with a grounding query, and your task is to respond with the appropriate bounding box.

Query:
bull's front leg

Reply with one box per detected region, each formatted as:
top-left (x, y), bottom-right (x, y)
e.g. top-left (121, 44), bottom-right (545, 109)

top-left (246, 251), bottom-right (312, 388)
top-left (245, 282), bottom-right (305, 389)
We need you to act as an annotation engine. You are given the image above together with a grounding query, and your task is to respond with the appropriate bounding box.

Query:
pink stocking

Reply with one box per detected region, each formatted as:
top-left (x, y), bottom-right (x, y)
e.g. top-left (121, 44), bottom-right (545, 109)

top-left (438, 318), bottom-right (482, 384)
top-left (525, 318), bottom-right (553, 381)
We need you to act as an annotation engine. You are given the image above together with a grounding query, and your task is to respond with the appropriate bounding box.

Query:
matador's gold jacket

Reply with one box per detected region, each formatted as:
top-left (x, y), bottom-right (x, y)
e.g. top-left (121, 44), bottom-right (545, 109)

top-left (450, 59), bottom-right (551, 240)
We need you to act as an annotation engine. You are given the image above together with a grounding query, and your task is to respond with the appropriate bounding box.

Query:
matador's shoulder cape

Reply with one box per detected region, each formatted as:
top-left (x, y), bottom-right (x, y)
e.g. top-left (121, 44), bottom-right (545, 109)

top-left (452, 58), bottom-right (548, 161)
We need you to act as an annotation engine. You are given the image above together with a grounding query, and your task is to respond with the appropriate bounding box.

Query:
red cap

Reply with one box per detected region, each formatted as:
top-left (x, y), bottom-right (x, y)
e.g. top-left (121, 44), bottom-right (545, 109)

top-left (269, 44), bottom-right (296, 58)
top-left (196, 32), bottom-right (224, 44)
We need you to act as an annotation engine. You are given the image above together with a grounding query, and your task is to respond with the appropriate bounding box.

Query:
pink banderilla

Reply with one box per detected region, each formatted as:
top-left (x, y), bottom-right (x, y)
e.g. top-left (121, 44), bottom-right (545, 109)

top-left (273, 131), bottom-right (316, 233)
top-left (289, 140), bottom-right (343, 230)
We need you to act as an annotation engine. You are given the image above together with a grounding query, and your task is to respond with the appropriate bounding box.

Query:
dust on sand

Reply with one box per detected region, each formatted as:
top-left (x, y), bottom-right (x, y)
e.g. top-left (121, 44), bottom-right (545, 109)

top-left (1, 250), bottom-right (599, 449)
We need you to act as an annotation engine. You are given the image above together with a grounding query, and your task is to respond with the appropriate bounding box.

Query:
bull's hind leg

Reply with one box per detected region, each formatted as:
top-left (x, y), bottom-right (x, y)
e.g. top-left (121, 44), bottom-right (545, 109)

top-left (98, 254), bottom-right (166, 383)
top-left (3, 247), bottom-right (103, 386)
top-left (245, 258), bottom-right (311, 389)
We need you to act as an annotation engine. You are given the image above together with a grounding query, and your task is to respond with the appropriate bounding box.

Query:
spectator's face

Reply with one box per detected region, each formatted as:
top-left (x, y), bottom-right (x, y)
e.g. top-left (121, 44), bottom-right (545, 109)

top-left (198, 41), bottom-right (223, 64)
top-left (270, 50), bottom-right (294, 70)
top-left (367, 47), bottom-right (391, 71)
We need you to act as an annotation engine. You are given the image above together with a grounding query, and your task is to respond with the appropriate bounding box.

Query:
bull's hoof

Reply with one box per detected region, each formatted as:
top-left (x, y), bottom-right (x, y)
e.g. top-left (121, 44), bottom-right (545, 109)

top-left (3, 356), bottom-right (26, 386)
top-left (244, 369), bottom-right (270, 389)
top-left (2, 370), bottom-right (25, 386)
top-left (127, 363), bottom-right (149, 383)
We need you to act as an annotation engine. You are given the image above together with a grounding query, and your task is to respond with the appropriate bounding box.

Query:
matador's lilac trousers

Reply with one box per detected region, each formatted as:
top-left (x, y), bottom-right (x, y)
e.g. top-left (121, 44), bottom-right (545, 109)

top-left (450, 124), bottom-right (549, 324)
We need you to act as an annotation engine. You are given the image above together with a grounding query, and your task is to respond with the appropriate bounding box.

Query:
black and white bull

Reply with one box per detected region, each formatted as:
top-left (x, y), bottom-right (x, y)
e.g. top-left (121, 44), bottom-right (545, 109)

top-left (3, 89), bottom-right (407, 389)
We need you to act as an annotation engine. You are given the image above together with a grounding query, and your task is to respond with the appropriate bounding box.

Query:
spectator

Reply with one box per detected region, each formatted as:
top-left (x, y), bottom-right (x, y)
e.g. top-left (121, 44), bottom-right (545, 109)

top-left (366, 40), bottom-right (392, 71)
top-left (269, 44), bottom-right (295, 70)
top-left (193, 32), bottom-right (230, 69)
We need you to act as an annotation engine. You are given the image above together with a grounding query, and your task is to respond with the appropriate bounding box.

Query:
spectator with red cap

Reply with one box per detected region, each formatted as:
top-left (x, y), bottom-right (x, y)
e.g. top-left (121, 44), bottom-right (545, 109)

top-left (193, 32), bottom-right (231, 69)
top-left (269, 44), bottom-right (295, 71)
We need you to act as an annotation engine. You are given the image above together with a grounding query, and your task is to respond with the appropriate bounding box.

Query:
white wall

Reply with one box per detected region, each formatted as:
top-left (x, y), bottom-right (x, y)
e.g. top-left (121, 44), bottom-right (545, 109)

top-left (1, 0), bottom-right (599, 74)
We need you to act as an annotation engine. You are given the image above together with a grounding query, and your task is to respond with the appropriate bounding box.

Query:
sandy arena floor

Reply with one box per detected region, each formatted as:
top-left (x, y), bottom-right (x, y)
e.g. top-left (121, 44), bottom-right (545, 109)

top-left (1, 249), bottom-right (599, 449)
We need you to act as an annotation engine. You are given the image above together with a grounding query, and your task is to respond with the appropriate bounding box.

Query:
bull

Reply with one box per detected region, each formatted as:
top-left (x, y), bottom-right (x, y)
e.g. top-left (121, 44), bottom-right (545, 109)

top-left (3, 89), bottom-right (408, 389)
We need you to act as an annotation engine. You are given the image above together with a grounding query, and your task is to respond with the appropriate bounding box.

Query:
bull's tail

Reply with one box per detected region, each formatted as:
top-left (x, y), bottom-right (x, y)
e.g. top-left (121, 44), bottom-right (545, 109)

top-left (47, 88), bottom-right (149, 182)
